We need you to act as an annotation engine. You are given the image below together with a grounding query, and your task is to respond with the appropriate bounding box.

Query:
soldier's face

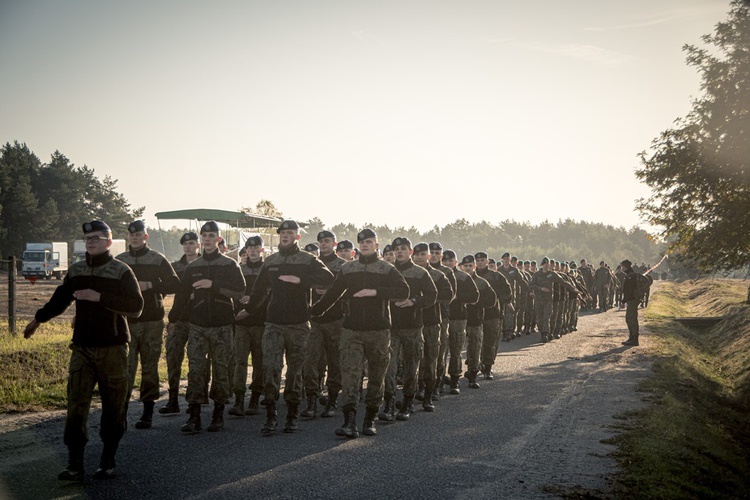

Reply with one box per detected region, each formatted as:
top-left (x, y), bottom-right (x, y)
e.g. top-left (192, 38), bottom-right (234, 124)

top-left (318, 237), bottom-right (335, 255)
top-left (383, 251), bottom-right (395, 263)
top-left (412, 250), bottom-right (429, 267)
top-left (475, 257), bottom-right (488, 269)
top-left (201, 231), bottom-right (219, 252)
top-left (358, 238), bottom-right (378, 257)
top-left (443, 257), bottom-right (457, 269)
top-left (501, 257), bottom-right (510, 266)
top-left (394, 244), bottom-right (412, 263)
top-left (182, 240), bottom-right (199, 257)
top-left (279, 229), bottom-right (299, 247)
top-left (128, 231), bottom-right (148, 250)
top-left (246, 245), bottom-right (263, 261)
top-left (524, 263), bottom-right (531, 272)
top-left (84, 231), bottom-right (112, 257)
top-left (489, 262), bottom-right (498, 271)
top-left (429, 249), bottom-right (442, 264)
top-left (337, 248), bottom-right (355, 261)
top-left (461, 262), bottom-right (475, 274)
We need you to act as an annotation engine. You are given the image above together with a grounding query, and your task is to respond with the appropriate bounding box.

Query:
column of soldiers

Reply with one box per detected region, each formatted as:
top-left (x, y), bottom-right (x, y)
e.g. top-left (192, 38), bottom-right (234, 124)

top-left (29, 216), bottom-right (641, 481)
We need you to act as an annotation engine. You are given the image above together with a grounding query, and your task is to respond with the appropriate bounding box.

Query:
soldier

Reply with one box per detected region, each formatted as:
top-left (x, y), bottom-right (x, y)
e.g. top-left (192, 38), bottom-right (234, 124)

top-left (382, 244), bottom-right (395, 263)
top-left (530, 257), bottom-right (578, 343)
top-left (460, 255), bottom-right (496, 388)
top-left (301, 230), bottom-right (347, 419)
top-left (578, 259), bottom-right (595, 311)
top-left (24, 220), bottom-right (143, 480)
top-left (336, 240), bottom-right (355, 261)
top-left (162, 231), bottom-right (202, 415)
top-left (311, 228), bottom-right (410, 438)
top-left (228, 236), bottom-right (267, 417)
top-left (474, 252), bottom-right (512, 380)
top-left (443, 250), bottom-right (480, 394)
top-left (381, 237), bottom-right (437, 421)
top-left (594, 261), bottom-right (613, 312)
top-left (172, 221), bottom-right (246, 434)
top-left (412, 242), bottom-right (453, 411)
top-left (498, 252), bottom-right (529, 341)
top-left (523, 260), bottom-right (536, 334)
top-left (615, 264), bottom-right (626, 309)
top-left (620, 259), bottom-right (640, 346)
top-left (428, 242), bottom-right (456, 397)
top-left (488, 258), bottom-right (498, 272)
top-left (238, 220), bottom-right (334, 435)
top-left (303, 242), bottom-right (320, 257)
top-left (117, 220), bottom-right (180, 430)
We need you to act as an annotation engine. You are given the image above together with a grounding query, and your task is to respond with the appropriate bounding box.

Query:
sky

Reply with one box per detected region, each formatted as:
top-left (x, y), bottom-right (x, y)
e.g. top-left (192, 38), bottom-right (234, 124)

top-left (0, 0), bottom-right (730, 232)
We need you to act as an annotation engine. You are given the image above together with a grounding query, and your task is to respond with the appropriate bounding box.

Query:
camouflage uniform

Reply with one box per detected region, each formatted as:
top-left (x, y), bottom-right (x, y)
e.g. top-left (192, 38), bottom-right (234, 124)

top-left (530, 264), bottom-right (577, 342)
top-left (497, 262), bottom-right (529, 340)
top-left (465, 273), bottom-right (496, 379)
top-left (594, 265), bottom-right (613, 311)
top-left (430, 260), bottom-right (456, 394)
top-left (418, 262), bottom-right (453, 398)
top-left (475, 266), bottom-right (511, 375)
top-left (232, 258), bottom-right (266, 404)
top-left (447, 268), bottom-right (480, 384)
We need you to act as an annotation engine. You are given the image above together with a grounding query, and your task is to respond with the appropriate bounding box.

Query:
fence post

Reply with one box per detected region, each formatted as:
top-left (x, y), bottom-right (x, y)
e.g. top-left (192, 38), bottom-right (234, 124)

top-left (8, 256), bottom-right (17, 335)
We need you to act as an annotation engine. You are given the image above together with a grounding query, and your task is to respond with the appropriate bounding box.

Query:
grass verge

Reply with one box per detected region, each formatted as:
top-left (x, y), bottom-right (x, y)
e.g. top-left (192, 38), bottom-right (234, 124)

top-left (609, 279), bottom-right (750, 498)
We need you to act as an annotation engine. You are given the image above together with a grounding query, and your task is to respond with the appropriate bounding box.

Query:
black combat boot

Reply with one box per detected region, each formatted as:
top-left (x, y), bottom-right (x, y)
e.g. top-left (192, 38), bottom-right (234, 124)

top-left (321, 390), bottom-right (338, 418)
top-left (93, 443), bottom-right (117, 480)
top-left (335, 406), bottom-right (359, 438)
top-left (450, 376), bottom-right (460, 395)
top-left (300, 393), bottom-right (317, 418)
top-left (207, 404), bottom-right (225, 432)
top-left (284, 402), bottom-right (299, 433)
top-left (422, 391), bottom-right (435, 412)
top-left (378, 394), bottom-right (396, 422)
top-left (261, 400), bottom-right (278, 435)
top-left (468, 371), bottom-right (480, 389)
top-left (135, 401), bottom-right (155, 429)
top-left (396, 396), bottom-right (414, 421)
top-left (58, 448), bottom-right (84, 482)
top-left (622, 336), bottom-right (639, 346)
top-left (245, 391), bottom-right (261, 415)
top-left (159, 390), bottom-right (180, 414)
top-left (415, 381), bottom-right (425, 402)
top-left (181, 404), bottom-right (202, 434)
top-left (228, 394), bottom-right (245, 416)
top-left (362, 406), bottom-right (378, 436)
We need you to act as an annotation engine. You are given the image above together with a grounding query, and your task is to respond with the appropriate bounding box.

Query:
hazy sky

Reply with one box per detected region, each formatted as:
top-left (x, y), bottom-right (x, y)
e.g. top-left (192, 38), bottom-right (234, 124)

top-left (0, 1), bottom-right (729, 232)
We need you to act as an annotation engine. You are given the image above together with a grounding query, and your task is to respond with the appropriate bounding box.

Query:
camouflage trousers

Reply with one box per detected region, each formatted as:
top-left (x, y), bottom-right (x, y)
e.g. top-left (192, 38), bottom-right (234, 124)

top-left (262, 322), bottom-right (310, 404)
top-left (186, 324), bottom-right (232, 405)
top-left (448, 319), bottom-right (467, 378)
top-left (568, 297), bottom-right (580, 329)
top-left (535, 298), bottom-right (553, 335)
top-left (515, 295), bottom-right (527, 332)
top-left (165, 320), bottom-right (189, 393)
top-left (525, 296), bottom-right (536, 332)
top-left (65, 344), bottom-right (128, 455)
top-left (386, 328), bottom-right (424, 398)
top-left (232, 324), bottom-right (264, 396)
top-left (466, 325), bottom-right (483, 373)
top-left (502, 303), bottom-right (516, 334)
top-left (340, 329), bottom-right (390, 410)
top-left (597, 285), bottom-right (610, 310)
top-left (435, 319), bottom-right (450, 385)
top-left (127, 320), bottom-right (164, 402)
top-left (303, 319), bottom-right (343, 396)
top-left (480, 318), bottom-right (502, 369)
top-left (552, 301), bottom-right (563, 334)
top-left (418, 324), bottom-right (440, 393)
top-left (625, 300), bottom-right (639, 338)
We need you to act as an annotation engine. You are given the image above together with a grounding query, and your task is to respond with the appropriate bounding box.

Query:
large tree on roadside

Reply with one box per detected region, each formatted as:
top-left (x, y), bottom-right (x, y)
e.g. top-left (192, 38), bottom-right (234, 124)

top-left (636, 0), bottom-right (750, 271)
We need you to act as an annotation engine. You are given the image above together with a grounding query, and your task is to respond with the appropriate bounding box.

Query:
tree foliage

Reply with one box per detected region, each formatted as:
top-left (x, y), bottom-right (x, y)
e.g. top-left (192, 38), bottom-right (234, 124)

top-left (636, 1), bottom-right (750, 271)
top-left (0, 141), bottom-right (144, 259)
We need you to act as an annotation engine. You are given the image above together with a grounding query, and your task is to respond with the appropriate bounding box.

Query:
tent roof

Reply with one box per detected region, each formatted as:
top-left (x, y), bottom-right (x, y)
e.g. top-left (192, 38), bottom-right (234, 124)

top-left (154, 208), bottom-right (283, 228)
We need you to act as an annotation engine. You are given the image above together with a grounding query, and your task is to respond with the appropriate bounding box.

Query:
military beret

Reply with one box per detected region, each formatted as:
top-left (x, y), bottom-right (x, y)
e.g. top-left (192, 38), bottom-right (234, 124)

top-left (474, 251), bottom-right (488, 259)
top-left (218, 237), bottom-right (226, 247)
top-left (383, 244), bottom-right (393, 253)
top-left (511, 256), bottom-right (518, 262)
top-left (200, 220), bottom-right (220, 234)
top-left (428, 242), bottom-right (443, 251)
top-left (600, 260), bottom-right (605, 265)
top-left (180, 231), bottom-right (198, 245)
top-left (413, 242), bottom-right (429, 253)
top-left (549, 258), bottom-right (557, 264)
top-left (460, 255), bottom-right (475, 265)
top-left (488, 258), bottom-right (496, 264)
top-left (336, 240), bottom-right (354, 251)
top-left (621, 259), bottom-right (632, 267)
top-left (442, 250), bottom-right (456, 260)
top-left (357, 228), bottom-right (377, 242)
top-left (83, 220), bottom-right (110, 234)
top-left (524, 260), bottom-right (531, 265)
top-left (127, 220), bottom-right (146, 234)
top-left (570, 262), bottom-right (578, 269)
top-left (391, 237), bottom-right (412, 249)
top-left (277, 220), bottom-right (300, 233)
top-left (501, 252), bottom-right (511, 259)
top-left (245, 235), bottom-right (264, 247)
top-left (317, 230), bottom-right (336, 242)
top-left (530, 260), bottom-right (536, 265)
top-left (304, 243), bottom-right (319, 253)
top-left (540, 257), bottom-right (550, 265)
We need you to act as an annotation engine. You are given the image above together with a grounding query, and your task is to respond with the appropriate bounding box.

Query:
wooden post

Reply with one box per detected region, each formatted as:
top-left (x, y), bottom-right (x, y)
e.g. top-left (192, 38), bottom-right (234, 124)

top-left (8, 256), bottom-right (16, 335)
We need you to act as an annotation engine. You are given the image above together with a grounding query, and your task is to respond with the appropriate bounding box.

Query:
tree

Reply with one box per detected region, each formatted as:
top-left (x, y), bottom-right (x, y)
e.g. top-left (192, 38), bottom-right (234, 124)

top-left (636, 1), bottom-right (750, 271)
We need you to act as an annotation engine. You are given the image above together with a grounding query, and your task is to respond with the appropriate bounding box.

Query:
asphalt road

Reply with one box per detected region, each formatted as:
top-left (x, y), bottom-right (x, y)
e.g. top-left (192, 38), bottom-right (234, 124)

top-left (0, 305), bottom-right (652, 500)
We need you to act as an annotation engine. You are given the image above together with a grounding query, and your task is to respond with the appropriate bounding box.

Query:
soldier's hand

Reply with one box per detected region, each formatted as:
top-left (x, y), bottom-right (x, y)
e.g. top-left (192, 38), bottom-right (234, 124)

top-left (240, 295), bottom-right (250, 305)
top-left (193, 279), bottom-right (212, 289)
top-left (23, 319), bottom-right (40, 339)
top-left (235, 310), bottom-right (250, 321)
top-left (73, 289), bottom-right (101, 302)
top-left (541, 287), bottom-right (550, 293)
top-left (278, 275), bottom-right (301, 284)
top-left (395, 299), bottom-right (415, 308)
top-left (353, 289), bottom-right (377, 298)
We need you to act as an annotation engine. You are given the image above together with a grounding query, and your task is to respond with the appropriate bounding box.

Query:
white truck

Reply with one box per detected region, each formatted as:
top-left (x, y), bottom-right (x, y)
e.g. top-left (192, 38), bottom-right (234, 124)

top-left (22, 242), bottom-right (69, 280)
top-left (73, 239), bottom-right (127, 263)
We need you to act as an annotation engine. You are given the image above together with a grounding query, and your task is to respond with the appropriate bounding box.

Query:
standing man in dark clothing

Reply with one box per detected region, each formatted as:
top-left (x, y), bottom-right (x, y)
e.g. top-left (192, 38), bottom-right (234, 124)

top-left (311, 228), bottom-right (410, 438)
top-left (117, 220), bottom-right (180, 430)
top-left (24, 220), bottom-right (143, 481)
top-left (239, 220), bottom-right (334, 435)
top-left (460, 255), bottom-right (497, 389)
top-left (621, 259), bottom-right (640, 346)
top-left (579, 259), bottom-right (595, 311)
top-left (428, 243), bottom-right (456, 397)
top-left (229, 236), bottom-right (267, 417)
top-left (475, 252), bottom-right (512, 380)
top-left (172, 221), bottom-right (246, 434)
top-left (498, 252), bottom-right (529, 342)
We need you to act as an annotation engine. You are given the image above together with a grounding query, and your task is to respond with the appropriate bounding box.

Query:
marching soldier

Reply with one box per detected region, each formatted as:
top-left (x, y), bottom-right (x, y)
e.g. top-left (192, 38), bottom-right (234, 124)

top-left (474, 252), bottom-right (512, 380)
top-left (460, 255), bottom-right (496, 389)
